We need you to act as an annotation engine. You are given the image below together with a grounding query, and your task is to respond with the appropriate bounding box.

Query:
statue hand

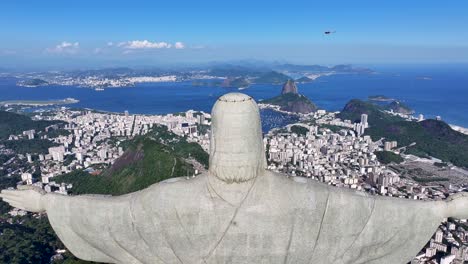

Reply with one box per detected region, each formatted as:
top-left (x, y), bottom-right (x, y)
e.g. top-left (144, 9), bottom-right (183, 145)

top-left (446, 192), bottom-right (468, 219)
top-left (0, 185), bottom-right (47, 213)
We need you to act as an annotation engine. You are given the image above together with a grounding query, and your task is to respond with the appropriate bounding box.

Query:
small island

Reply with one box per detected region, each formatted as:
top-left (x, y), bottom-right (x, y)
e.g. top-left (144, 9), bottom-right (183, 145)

top-left (17, 78), bottom-right (49, 87)
top-left (368, 95), bottom-right (395, 102)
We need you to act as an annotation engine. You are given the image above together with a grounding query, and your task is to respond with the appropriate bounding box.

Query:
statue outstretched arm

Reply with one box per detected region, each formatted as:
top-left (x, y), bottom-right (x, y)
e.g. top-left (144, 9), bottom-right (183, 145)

top-left (445, 192), bottom-right (468, 219)
top-left (0, 185), bottom-right (47, 212)
top-left (368, 190), bottom-right (468, 220)
top-left (1, 185), bottom-right (153, 263)
top-left (306, 182), bottom-right (464, 264)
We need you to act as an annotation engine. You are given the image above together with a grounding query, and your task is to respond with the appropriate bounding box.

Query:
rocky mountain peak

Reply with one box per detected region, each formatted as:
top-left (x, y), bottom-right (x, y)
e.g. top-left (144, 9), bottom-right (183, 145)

top-left (281, 79), bottom-right (298, 95)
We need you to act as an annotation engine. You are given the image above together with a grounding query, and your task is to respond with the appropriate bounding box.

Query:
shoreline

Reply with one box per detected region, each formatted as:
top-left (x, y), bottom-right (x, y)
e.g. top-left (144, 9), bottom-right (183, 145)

top-left (0, 98), bottom-right (79, 106)
top-left (2, 77), bottom-right (468, 130)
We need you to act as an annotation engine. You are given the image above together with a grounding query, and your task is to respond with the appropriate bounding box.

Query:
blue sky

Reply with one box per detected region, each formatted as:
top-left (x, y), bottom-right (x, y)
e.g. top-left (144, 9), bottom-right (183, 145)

top-left (1, 0), bottom-right (468, 68)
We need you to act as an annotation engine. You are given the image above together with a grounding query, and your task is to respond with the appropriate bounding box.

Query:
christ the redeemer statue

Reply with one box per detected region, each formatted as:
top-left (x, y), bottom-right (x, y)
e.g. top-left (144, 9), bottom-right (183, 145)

top-left (1, 93), bottom-right (468, 264)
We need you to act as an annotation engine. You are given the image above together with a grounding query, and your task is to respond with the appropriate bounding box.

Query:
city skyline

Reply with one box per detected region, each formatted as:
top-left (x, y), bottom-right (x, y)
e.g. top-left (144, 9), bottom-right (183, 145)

top-left (1, 1), bottom-right (468, 263)
top-left (2, 0), bottom-right (468, 68)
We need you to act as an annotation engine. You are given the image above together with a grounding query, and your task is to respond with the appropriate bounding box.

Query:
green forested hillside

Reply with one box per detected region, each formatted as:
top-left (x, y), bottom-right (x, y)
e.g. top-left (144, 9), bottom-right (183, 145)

top-left (3, 139), bottom-right (58, 154)
top-left (375, 151), bottom-right (404, 164)
top-left (338, 99), bottom-right (468, 168)
top-left (54, 125), bottom-right (208, 195)
top-left (0, 215), bottom-right (64, 264)
top-left (0, 111), bottom-right (61, 140)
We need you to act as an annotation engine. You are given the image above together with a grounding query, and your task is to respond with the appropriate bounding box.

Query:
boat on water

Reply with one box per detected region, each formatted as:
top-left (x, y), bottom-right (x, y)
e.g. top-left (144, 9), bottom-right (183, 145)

top-left (95, 87), bottom-right (105, 91)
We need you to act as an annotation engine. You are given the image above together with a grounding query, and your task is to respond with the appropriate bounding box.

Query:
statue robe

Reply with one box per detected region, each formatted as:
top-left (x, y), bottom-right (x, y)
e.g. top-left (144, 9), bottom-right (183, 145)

top-left (45, 172), bottom-right (446, 264)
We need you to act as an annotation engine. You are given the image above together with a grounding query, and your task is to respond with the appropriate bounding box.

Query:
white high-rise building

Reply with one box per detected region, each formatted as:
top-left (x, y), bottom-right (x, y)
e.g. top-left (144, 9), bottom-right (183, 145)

top-left (435, 229), bottom-right (443, 243)
top-left (42, 176), bottom-right (50, 184)
top-left (98, 149), bottom-right (107, 159)
top-left (361, 114), bottom-right (368, 128)
top-left (384, 141), bottom-right (392, 151)
top-left (21, 173), bottom-right (33, 185)
top-left (76, 152), bottom-right (84, 163)
top-left (49, 146), bottom-right (66, 162)
top-left (425, 247), bottom-right (437, 258)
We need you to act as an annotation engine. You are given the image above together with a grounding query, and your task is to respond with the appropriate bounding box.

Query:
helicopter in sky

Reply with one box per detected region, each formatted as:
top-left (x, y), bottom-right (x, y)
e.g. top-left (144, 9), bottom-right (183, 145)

top-left (324, 30), bottom-right (336, 35)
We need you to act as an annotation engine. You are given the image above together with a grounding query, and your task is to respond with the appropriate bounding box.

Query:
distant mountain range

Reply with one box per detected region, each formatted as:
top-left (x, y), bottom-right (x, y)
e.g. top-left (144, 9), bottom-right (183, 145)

top-left (207, 63), bottom-right (373, 78)
top-left (2, 63), bottom-right (374, 89)
top-left (192, 77), bottom-right (250, 88)
top-left (195, 63), bottom-right (373, 88)
top-left (272, 63), bottom-right (374, 74)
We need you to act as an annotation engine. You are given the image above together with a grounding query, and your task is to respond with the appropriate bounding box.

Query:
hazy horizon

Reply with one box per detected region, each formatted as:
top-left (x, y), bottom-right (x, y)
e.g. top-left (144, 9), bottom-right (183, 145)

top-left (1, 0), bottom-right (468, 69)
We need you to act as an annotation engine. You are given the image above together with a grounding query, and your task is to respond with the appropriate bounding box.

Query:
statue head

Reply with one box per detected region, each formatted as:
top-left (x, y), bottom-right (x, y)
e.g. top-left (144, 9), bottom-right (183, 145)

top-left (209, 93), bottom-right (267, 183)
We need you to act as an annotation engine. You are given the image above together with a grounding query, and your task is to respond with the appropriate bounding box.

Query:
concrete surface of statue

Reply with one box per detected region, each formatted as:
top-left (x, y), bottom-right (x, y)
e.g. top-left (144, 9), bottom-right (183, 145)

top-left (2, 92), bottom-right (468, 264)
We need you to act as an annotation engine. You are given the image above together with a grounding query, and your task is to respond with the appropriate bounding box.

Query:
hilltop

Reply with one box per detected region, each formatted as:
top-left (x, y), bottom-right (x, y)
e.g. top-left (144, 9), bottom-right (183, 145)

top-left (53, 125), bottom-right (208, 195)
top-left (385, 101), bottom-right (415, 115)
top-left (281, 79), bottom-right (299, 94)
top-left (338, 100), bottom-right (468, 168)
top-left (338, 99), bottom-right (403, 124)
top-left (263, 80), bottom-right (318, 114)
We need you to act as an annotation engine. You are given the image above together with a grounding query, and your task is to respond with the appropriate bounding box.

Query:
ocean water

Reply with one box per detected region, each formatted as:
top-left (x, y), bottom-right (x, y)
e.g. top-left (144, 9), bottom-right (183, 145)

top-left (0, 65), bottom-right (467, 128)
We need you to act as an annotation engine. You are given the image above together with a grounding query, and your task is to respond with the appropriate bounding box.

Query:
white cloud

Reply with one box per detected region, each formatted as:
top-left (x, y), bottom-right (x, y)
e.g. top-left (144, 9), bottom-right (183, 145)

top-left (174, 42), bottom-right (185, 49)
top-left (116, 40), bottom-right (188, 51)
top-left (46, 41), bottom-right (80, 54)
top-left (107, 42), bottom-right (114, 46)
top-left (93, 48), bottom-right (103, 54)
top-left (119, 40), bottom-right (172, 49)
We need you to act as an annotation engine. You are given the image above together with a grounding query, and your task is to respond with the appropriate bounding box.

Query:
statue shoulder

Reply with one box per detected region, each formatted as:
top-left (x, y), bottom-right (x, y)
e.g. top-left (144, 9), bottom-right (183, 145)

top-left (263, 171), bottom-right (330, 197)
top-left (137, 174), bottom-right (208, 201)
top-left (265, 171), bottom-right (328, 189)
top-left (264, 171), bottom-right (374, 199)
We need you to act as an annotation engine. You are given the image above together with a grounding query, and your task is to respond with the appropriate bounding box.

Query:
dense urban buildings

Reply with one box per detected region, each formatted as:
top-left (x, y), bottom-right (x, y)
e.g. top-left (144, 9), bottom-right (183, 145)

top-left (1, 104), bottom-right (467, 263)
